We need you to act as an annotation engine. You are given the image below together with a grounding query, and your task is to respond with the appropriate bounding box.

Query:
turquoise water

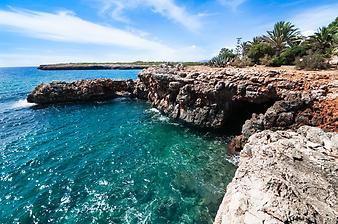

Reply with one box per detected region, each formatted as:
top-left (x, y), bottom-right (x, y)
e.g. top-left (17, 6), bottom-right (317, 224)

top-left (0, 67), bottom-right (236, 223)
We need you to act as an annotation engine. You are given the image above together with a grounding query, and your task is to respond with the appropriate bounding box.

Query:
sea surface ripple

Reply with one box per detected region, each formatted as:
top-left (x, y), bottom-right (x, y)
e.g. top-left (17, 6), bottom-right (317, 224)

top-left (0, 67), bottom-right (236, 223)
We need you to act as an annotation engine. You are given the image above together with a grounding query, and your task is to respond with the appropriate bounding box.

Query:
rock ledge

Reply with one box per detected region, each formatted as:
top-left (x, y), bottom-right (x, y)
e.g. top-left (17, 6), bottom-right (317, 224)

top-left (215, 126), bottom-right (338, 224)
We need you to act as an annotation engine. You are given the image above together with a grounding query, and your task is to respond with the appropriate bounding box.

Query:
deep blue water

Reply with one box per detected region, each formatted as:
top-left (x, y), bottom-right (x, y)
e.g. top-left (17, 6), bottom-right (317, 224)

top-left (0, 67), bottom-right (236, 223)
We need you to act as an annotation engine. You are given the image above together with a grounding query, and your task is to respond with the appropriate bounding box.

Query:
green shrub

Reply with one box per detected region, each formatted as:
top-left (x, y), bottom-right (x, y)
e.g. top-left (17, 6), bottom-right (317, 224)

top-left (247, 43), bottom-right (274, 64)
top-left (270, 56), bottom-right (284, 67)
top-left (295, 52), bottom-right (329, 70)
top-left (258, 54), bottom-right (283, 67)
top-left (278, 46), bottom-right (307, 65)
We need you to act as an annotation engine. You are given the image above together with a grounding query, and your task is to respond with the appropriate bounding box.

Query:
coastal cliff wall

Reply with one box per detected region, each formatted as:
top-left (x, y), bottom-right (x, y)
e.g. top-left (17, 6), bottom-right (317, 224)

top-left (137, 65), bottom-right (337, 135)
top-left (137, 65), bottom-right (280, 128)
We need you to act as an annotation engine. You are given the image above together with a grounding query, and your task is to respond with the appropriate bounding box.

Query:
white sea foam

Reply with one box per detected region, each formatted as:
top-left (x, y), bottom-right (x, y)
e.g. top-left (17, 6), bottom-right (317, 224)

top-left (158, 115), bottom-right (169, 122)
top-left (11, 99), bottom-right (36, 109)
top-left (60, 195), bottom-right (71, 206)
top-left (149, 108), bottom-right (160, 113)
top-left (226, 155), bottom-right (240, 166)
top-left (98, 180), bottom-right (109, 186)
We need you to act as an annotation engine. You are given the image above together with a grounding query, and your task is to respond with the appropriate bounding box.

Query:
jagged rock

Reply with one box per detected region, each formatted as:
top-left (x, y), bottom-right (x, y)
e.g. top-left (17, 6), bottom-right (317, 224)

top-left (138, 65), bottom-right (283, 128)
top-left (27, 78), bottom-right (135, 104)
top-left (215, 126), bottom-right (338, 224)
top-left (229, 92), bottom-right (337, 153)
top-left (138, 65), bottom-right (337, 129)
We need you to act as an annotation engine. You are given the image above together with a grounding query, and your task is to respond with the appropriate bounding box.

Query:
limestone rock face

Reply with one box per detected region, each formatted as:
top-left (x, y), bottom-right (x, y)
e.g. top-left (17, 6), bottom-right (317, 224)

top-left (215, 126), bottom-right (338, 224)
top-left (138, 65), bottom-right (337, 130)
top-left (27, 79), bottom-right (135, 104)
top-left (138, 65), bottom-right (283, 128)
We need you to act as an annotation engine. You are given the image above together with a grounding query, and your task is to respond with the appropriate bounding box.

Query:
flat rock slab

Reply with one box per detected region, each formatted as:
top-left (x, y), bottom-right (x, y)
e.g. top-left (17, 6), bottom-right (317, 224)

top-left (215, 126), bottom-right (338, 224)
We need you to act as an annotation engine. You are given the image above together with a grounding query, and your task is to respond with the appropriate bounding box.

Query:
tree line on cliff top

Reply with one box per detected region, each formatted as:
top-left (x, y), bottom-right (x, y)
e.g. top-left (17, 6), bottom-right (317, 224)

top-left (209, 17), bottom-right (338, 70)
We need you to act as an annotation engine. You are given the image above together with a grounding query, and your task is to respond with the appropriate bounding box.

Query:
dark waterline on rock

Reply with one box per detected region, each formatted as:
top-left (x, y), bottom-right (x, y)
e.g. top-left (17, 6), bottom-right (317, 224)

top-left (0, 67), bottom-right (236, 223)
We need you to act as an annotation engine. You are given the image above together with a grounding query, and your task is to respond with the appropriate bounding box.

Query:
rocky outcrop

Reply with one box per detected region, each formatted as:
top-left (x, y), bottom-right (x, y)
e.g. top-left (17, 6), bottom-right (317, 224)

top-left (215, 126), bottom-right (338, 224)
top-left (137, 65), bottom-right (280, 128)
top-left (27, 79), bottom-right (135, 104)
top-left (38, 63), bottom-right (149, 70)
top-left (138, 65), bottom-right (337, 131)
top-left (229, 92), bottom-right (337, 153)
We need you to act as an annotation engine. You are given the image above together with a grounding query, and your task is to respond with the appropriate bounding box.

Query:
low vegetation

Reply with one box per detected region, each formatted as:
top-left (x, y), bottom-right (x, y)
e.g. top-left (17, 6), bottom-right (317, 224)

top-left (210, 17), bottom-right (338, 70)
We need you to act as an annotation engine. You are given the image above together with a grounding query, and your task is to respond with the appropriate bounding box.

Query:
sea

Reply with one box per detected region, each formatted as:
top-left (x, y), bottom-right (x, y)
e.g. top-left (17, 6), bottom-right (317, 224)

top-left (0, 67), bottom-right (236, 224)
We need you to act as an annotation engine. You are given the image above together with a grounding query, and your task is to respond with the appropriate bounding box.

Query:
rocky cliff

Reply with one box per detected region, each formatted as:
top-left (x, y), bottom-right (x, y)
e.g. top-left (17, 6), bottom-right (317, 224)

top-left (215, 126), bottom-right (338, 224)
top-left (137, 65), bottom-right (337, 134)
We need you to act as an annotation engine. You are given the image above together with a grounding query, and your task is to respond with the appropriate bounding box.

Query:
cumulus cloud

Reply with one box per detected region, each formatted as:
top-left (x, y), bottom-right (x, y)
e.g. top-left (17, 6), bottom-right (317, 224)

top-left (292, 4), bottom-right (338, 36)
top-left (0, 8), bottom-right (173, 53)
top-left (98, 0), bottom-right (201, 31)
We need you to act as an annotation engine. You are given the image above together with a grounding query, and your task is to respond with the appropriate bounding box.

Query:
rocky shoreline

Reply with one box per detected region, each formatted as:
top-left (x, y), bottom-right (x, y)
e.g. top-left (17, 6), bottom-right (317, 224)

top-left (27, 64), bottom-right (338, 223)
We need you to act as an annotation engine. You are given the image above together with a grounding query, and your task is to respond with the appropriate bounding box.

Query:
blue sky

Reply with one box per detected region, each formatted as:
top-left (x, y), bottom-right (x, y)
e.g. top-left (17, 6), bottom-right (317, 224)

top-left (0, 0), bottom-right (337, 66)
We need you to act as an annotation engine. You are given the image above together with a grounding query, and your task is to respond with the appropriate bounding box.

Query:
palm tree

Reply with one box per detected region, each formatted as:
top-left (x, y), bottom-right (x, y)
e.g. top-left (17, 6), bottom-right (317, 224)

top-left (308, 27), bottom-right (336, 56)
top-left (241, 36), bottom-right (263, 56)
top-left (263, 21), bottom-right (302, 55)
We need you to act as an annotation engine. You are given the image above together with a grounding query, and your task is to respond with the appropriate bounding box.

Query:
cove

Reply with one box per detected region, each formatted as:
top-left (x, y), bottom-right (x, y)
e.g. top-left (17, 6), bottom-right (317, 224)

top-left (0, 67), bottom-right (236, 223)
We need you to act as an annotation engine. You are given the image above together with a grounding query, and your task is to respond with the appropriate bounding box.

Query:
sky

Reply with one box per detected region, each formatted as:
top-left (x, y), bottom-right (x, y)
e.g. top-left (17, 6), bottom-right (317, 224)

top-left (0, 0), bottom-right (337, 67)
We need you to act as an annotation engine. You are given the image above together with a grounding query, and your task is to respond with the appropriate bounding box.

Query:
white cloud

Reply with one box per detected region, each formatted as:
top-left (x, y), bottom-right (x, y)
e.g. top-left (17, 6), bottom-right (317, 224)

top-left (98, 0), bottom-right (201, 31)
top-left (0, 8), bottom-right (173, 53)
top-left (218, 0), bottom-right (246, 10)
top-left (292, 4), bottom-right (338, 36)
top-left (0, 8), bottom-right (210, 66)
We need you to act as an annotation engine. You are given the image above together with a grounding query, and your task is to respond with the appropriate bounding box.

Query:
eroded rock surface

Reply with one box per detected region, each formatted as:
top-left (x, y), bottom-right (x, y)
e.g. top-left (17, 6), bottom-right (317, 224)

top-left (215, 126), bottom-right (338, 224)
top-left (138, 65), bottom-right (337, 130)
top-left (27, 78), bottom-right (135, 104)
top-left (138, 65), bottom-right (281, 128)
